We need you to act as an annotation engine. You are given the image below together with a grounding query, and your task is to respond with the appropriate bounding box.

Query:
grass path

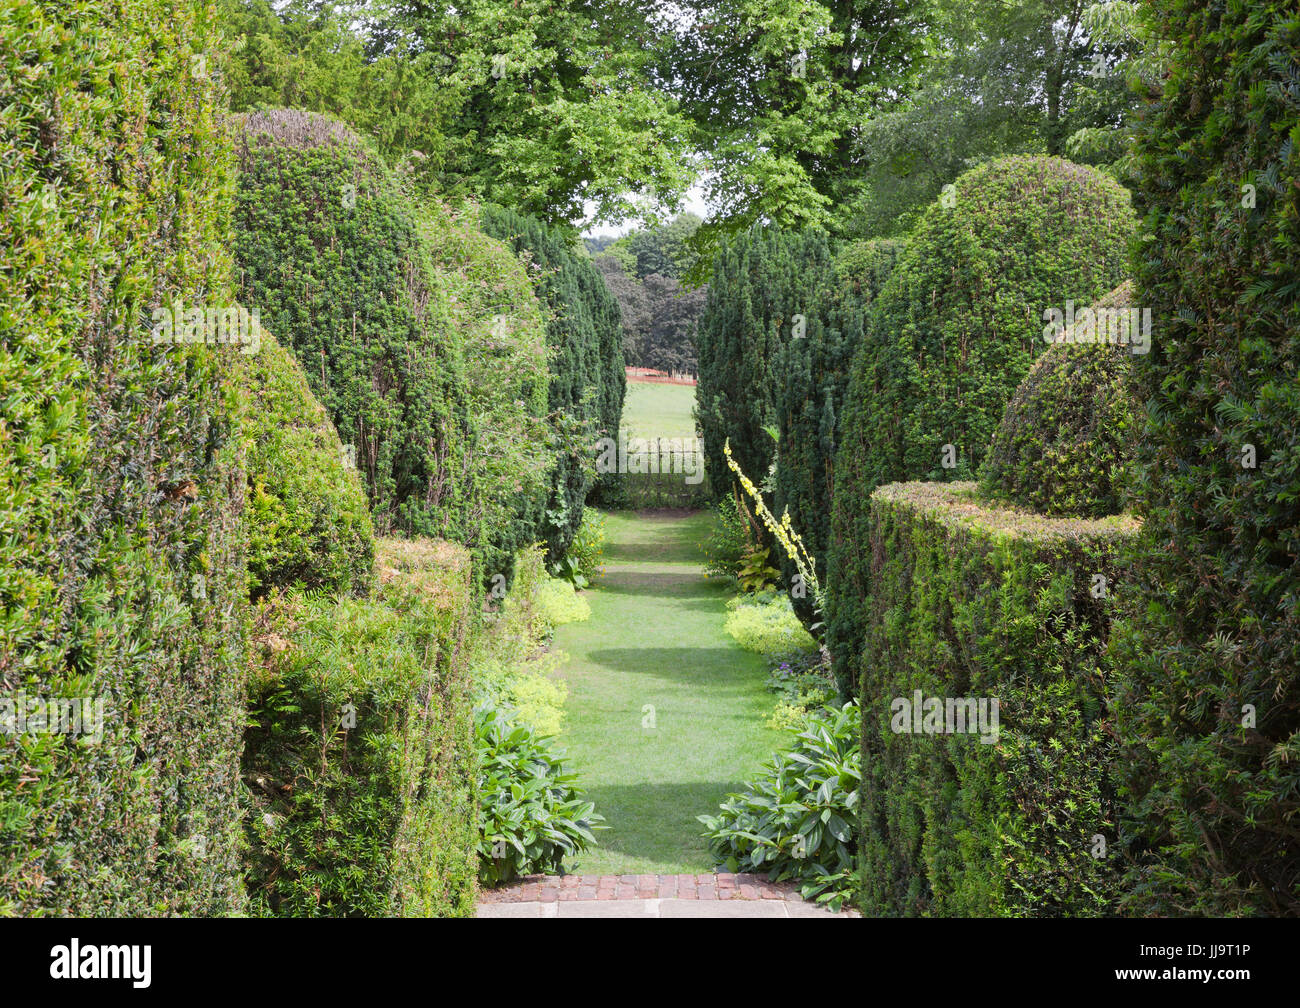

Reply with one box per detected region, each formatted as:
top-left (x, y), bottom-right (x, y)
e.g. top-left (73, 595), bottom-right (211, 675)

top-left (550, 511), bottom-right (783, 876)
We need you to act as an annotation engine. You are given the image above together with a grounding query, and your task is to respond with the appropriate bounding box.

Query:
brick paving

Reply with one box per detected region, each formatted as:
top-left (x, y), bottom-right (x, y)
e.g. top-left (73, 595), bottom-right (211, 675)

top-left (477, 873), bottom-right (859, 918)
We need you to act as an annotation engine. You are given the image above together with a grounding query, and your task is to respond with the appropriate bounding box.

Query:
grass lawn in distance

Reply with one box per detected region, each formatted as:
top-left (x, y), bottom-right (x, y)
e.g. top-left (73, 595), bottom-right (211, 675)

top-left (621, 379), bottom-right (698, 440)
top-left (550, 510), bottom-right (784, 875)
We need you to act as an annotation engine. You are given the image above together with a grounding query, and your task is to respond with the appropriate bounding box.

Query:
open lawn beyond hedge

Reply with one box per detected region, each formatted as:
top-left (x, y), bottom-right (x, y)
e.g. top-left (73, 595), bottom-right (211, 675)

top-left (550, 511), bottom-right (782, 875)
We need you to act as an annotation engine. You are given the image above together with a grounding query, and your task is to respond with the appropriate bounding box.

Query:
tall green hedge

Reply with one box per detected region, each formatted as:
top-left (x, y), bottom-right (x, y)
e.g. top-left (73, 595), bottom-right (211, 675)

top-left (859, 483), bottom-right (1138, 916)
top-left (696, 228), bottom-right (835, 499)
top-left (239, 325), bottom-right (375, 599)
top-left (772, 239), bottom-right (899, 629)
top-left (243, 539), bottom-right (477, 917)
top-left (828, 156), bottom-right (1135, 698)
top-left (1113, 2), bottom-right (1300, 916)
top-left (1, 0), bottom-right (248, 915)
top-left (232, 111), bottom-right (551, 585)
top-left (480, 206), bottom-right (626, 559)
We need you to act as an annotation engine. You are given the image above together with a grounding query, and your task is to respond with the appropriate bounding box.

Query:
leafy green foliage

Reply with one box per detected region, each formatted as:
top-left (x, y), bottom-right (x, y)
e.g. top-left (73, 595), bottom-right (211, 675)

top-left (765, 650), bottom-right (836, 730)
top-left (232, 110), bottom-right (552, 584)
top-left (223, 0), bottom-right (695, 224)
top-left (554, 507), bottom-right (606, 588)
top-left (600, 213), bottom-right (704, 281)
top-left (697, 227), bottom-right (847, 504)
top-left (1112, 1), bottom-right (1300, 916)
top-left (480, 205), bottom-right (626, 556)
top-left (701, 492), bottom-right (758, 582)
top-left (476, 704), bottom-right (604, 885)
top-left (239, 327), bottom-right (375, 598)
top-left (664, 0), bottom-right (931, 251)
top-left (243, 541), bottom-right (477, 917)
top-left (699, 702), bottom-right (860, 910)
top-left (980, 283), bottom-right (1137, 518)
top-left (0, 0), bottom-right (248, 915)
top-left (724, 591), bottom-right (817, 656)
top-left (828, 155), bottom-right (1135, 697)
top-left (736, 546), bottom-right (781, 594)
top-left (772, 238), bottom-right (898, 629)
top-left (859, 482), bottom-right (1137, 916)
top-left (473, 544), bottom-right (574, 738)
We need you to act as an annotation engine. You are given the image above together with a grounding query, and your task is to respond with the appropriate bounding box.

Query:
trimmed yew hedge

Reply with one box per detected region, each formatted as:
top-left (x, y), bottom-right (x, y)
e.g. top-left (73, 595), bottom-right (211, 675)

top-left (232, 111), bottom-right (552, 586)
top-left (828, 156), bottom-right (1135, 698)
top-left (980, 283), bottom-right (1138, 518)
top-left (242, 539), bottom-right (477, 917)
top-left (697, 228), bottom-right (838, 501)
top-left (239, 326), bottom-right (375, 599)
top-left (1, 0), bottom-right (248, 915)
top-left (771, 239), bottom-right (896, 630)
top-left (859, 483), bottom-right (1138, 917)
top-left (1113, 1), bottom-right (1300, 915)
top-left (479, 205), bottom-right (626, 559)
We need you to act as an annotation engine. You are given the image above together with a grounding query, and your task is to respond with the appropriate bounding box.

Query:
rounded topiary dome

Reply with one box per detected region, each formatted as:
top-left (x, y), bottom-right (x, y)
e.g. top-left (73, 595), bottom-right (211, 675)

top-left (979, 282), bottom-right (1138, 517)
top-left (239, 324), bottom-right (375, 599)
top-left (232, 109), bottom-right (552, 583)
top-left (827, 155), bottom-right (1136, 697)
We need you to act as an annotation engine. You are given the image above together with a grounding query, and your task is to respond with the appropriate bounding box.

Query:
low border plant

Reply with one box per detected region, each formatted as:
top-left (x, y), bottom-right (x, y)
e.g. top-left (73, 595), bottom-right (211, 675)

top-left (699, 702), bottom-right (860, 910)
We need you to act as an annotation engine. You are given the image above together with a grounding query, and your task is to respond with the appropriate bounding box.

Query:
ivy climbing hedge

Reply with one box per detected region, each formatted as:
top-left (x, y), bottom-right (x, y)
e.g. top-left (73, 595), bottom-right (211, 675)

top-left (1113, 1), bottom-right (1300, 916)
top-left (828, 156), bottom-right (1135, 698)
top-left (243, 539), bottom-right (477, 918)
top-left (480, 205), bottom-right (626, 560)
top-left (232, 110), bottom-right (552, 585)
top-left (1, 0), bottom-right (248, 915)
top-left (859, 483), bottom-right (1139, 917)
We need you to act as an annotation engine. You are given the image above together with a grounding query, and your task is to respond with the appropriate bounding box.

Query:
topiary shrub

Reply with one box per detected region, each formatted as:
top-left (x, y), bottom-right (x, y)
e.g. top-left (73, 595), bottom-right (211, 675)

top-left (232, 111), bottom-right (552, 585)
top-left (1113, 2), bottom-right (1300, 916)
top-left (859, 483), bottom-right (1138, 916)
top-left (0, 0), bottom-right (249, 916)
top-left (979, 282), bottom-right (1138, 517)
top-left (239, 325), bottom-right (375, 598)
top-left (479, 205), bottom-right (626, 560)
top-left (242, 538), bottom-right (477, 917)
top-left (827, 155), bottom-right (1136, 698)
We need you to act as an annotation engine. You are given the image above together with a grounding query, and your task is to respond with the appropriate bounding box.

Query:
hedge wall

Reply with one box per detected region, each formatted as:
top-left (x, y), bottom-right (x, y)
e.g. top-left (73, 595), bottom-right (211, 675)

top-left (239, 325), bottom-right (375, 599)
top-left (232, 111), bottom-right (552, 585)
top-left (1, 0), bottom-right (248, 914)
top-left (243, 539), bottom-right (477, 917)
top-left (696, 228), bottom-right (837, 499)
top-left (1113, 2), bottom-right (1300, 915)
top-left (772, 239), bottom-right (898, 629)
top-left (480, 205), bottom-right (626, 559)
top-left (859, 483), bottom-right (1139, 916)
top-left (828, 156), bottom-right (1135, 698)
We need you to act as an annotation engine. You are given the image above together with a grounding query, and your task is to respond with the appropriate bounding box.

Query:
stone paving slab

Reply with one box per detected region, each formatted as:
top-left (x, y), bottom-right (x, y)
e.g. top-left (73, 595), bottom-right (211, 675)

top-left (477, 874), bottom-right (859, 918)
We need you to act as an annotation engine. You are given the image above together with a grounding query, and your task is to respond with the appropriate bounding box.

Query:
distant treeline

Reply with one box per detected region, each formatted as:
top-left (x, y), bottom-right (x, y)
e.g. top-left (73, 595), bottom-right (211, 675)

top-left (587, 215), bottom-right (705, 378)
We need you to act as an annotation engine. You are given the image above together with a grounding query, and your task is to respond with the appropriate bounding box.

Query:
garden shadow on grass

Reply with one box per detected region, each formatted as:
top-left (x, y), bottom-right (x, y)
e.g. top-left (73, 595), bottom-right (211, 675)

top-left (584, 646), bottom-right (770, 691)
top-left (572, 781), bottom-right (742, 870)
